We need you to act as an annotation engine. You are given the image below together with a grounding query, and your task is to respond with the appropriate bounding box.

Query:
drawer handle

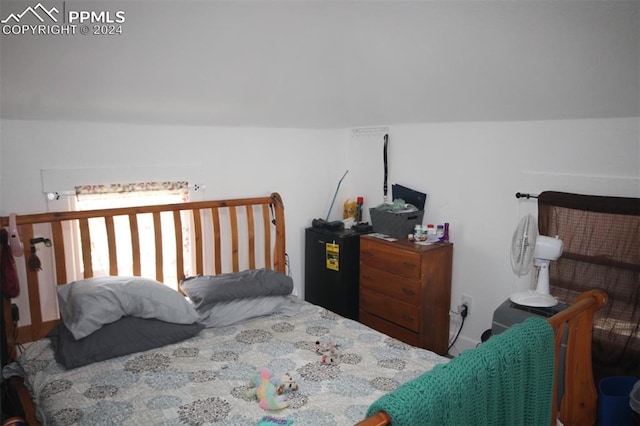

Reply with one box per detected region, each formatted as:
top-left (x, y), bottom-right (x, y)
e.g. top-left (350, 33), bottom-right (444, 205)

top-left (402, 314), bottom-right (414, 322)
top-left (403, 262), bottom-right (417, 269)
top-left (402, 288), bottom-right (415, 296)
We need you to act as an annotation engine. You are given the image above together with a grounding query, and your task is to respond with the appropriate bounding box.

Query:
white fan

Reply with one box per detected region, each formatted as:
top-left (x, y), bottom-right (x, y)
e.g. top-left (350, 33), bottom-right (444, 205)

top-left (509, 214), bottom-right (562, 307)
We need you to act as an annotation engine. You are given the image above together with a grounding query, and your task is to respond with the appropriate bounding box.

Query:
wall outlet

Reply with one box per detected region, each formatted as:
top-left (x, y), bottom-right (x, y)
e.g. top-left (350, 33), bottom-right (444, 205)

top-left (460, 294), bottom-right (472, 316)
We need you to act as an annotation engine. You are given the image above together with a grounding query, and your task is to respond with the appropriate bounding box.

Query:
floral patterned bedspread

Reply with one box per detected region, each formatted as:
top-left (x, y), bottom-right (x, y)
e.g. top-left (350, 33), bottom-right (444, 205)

top-left (11, 300), bottom-right (448, 426)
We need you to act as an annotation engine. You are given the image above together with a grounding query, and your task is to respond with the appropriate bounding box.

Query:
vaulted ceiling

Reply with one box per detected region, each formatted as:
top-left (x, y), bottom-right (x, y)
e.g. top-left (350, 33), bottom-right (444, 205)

top-left (1, 1), bottom-right (638, 128)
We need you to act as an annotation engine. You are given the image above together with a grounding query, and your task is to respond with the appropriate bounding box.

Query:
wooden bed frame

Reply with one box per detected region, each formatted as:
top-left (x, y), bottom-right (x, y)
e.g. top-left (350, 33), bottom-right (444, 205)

top-left (2, 193), bottom-right (286, 341)
top-left (1, 192), bottom-right (607, 426)
top-left (2, 192), bottom-right (286, 425)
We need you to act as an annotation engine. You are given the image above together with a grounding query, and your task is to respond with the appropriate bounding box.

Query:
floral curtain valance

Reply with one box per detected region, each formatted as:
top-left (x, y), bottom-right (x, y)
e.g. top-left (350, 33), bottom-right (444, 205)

top-left (75, 181), bottom-right (189, 196)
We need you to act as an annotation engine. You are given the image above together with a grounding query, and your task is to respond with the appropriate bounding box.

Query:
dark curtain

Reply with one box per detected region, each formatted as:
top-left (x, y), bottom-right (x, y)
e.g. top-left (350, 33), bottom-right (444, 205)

top-left (538, 191), bottom-right (640, 381)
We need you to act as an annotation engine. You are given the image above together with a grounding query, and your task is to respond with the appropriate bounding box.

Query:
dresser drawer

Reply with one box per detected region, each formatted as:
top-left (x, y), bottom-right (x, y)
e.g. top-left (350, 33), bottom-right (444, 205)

top-left (359, 310), bottom-right (419, 347)
top-left (360, 287), bottom-right (420, 332)
top-left (360, 238), bottom-right (421, 280)
top-left (360, 263), bottom-right (420, 305)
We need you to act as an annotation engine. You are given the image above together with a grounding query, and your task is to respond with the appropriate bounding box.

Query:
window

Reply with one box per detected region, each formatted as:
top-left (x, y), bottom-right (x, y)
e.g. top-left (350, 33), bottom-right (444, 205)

top-left (72, 181), bottom-right (192, 289)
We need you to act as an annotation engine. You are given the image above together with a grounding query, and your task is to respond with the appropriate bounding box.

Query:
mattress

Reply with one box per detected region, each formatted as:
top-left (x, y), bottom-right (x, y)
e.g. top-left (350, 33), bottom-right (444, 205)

top-left (7, 299), bottom-right (448, 426)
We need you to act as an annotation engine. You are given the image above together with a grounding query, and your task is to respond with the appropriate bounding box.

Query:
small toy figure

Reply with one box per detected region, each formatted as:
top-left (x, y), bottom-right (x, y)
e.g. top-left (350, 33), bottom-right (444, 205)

top-left (276, 372), bottom-right (299, 394)
top-left (315, 340), bottom-right (341, 365)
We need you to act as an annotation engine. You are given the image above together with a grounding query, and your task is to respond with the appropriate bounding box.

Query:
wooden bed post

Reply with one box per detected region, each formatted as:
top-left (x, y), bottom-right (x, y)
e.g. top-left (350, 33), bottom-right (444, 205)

top-left (270, 193), bottom-right (286, 274)
top-left (548, 290), bottom-right (608, 426)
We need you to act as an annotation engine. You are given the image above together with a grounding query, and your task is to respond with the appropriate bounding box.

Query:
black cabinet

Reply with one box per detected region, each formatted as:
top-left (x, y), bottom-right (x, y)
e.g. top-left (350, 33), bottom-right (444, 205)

top-left (304, 227), bottom-right (365, 320)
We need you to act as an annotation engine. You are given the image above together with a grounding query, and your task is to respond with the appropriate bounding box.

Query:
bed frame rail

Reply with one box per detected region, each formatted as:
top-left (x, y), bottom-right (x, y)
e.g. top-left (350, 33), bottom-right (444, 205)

top-left (356, 289), bottom-right (608, 426)
top-left (1, 192), bottom-right (286, 346)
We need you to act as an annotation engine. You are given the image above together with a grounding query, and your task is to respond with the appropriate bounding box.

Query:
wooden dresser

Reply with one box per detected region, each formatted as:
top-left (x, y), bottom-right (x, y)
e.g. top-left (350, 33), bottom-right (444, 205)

top-left (359, 235), bottom-right (453, 356)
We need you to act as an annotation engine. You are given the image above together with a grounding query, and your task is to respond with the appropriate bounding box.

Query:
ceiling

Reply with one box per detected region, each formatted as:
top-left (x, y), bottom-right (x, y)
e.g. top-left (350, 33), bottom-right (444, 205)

top-left (1, 1), bottom-right (638, 128)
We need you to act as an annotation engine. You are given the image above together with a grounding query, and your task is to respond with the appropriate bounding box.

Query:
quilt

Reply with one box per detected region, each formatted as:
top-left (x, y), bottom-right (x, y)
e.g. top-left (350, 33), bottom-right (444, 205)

top-left (8, 299), bottom-right (448, 426)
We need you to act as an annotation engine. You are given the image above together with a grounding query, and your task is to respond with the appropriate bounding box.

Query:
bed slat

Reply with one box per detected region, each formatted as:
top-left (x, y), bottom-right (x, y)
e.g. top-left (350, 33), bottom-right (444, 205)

top-left (78, 218), bottom-right (93, 278)
top-left (262, 204), bottom-right (271, 268)
top-left (246, 205), bottom-right (256, 270)
top-left (129, 214), bottom-right (141, 276)
top-left (173, 210), bottom-right (184, 283)
top-left (152, 212), bottom-right (163, 282)
top-left (211, 207), bottom-right (222, 274)
top-left (230, 206), bottom-right (239, 272)
top-left (193, 209), bottom-right (203, 276)
top-left (105, 216), bottom-right (118, 276)
top-left (50, 221), bottom-right (66, 285)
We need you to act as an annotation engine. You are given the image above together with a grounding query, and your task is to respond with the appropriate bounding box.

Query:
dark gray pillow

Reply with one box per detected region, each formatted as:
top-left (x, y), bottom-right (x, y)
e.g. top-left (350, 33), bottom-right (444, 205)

top-left (180, 268), bottom-right (293, 309)
top-left (47, 316), bottom-right (204, 369)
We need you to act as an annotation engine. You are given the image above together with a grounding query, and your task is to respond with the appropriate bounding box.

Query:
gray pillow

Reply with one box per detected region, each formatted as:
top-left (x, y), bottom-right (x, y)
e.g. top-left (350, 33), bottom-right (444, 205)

top-left (47, 317), bottom-right (205, 369)
top-left (180, 269), bottom-right (293, 309)
top-left (196, 296), bottom-right (292, 327)
top-left (57, 276), bottom-right (201, 340)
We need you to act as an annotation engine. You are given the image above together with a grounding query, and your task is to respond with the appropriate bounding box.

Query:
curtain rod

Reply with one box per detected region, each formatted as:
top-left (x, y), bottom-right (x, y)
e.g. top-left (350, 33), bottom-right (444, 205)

top-left (515, 192), bottom-right (538, 199)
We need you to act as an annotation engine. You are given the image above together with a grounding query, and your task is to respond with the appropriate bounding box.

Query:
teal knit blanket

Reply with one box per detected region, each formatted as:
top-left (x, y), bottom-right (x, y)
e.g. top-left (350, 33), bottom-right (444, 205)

top-left (366, 317), bottom-right (555, 426)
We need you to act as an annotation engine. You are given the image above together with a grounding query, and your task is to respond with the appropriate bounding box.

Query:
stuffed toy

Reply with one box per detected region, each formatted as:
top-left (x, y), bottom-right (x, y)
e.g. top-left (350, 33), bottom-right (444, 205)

top-left (276, 372), bottom-right (299, 394)
top-left (315, 340), bottom-right (341, 365)
top-left (246, 367), bottom-right (297, 411)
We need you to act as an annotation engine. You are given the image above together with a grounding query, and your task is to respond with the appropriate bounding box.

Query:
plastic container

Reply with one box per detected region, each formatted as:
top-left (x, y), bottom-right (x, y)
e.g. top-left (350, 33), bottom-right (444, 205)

top-left (370, 208), bottom-right (425, 239)
top-left (343, 199), bottom-right (357, 220)
top-left (597, 376), bottom-right (639, 426)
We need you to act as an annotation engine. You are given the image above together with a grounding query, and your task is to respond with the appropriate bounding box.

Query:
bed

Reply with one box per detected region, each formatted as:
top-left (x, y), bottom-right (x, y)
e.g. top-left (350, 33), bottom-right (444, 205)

top-left (0, 192), bottom-right (607, 426)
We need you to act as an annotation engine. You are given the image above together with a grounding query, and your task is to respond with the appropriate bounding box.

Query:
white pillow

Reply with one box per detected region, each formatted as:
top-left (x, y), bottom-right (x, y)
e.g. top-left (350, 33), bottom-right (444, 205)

top-left (57, 276), bottom-right (201, 340)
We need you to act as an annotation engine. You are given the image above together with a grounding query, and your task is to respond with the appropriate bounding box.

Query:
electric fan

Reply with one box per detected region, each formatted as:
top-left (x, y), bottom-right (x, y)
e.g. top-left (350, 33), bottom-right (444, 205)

top-left (509, 214), bottom-right (563, 307)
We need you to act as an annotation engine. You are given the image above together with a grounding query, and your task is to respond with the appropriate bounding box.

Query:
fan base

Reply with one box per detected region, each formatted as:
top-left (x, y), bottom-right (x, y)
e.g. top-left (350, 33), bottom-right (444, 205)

top-left (510, 290), bottom-right (558, 308)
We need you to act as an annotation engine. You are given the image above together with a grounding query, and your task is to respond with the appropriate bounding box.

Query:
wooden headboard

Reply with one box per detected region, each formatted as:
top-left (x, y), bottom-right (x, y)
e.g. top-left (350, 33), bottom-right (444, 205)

top-left (1, 192), bottom-right (286, 349)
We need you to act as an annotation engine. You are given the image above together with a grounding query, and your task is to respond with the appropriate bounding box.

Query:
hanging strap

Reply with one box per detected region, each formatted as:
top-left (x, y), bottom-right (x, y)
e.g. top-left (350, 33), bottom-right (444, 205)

top-left (383, 134), bottom-right (389, 203)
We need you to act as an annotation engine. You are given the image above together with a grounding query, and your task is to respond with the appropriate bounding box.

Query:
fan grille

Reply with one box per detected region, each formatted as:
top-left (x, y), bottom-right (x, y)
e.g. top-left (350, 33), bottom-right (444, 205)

top-left (511, 214), bottom-right (536, 276)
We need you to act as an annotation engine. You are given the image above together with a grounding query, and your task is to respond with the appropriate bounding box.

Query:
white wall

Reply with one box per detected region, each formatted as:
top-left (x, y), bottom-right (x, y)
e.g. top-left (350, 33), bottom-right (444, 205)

top-left (2, 117), bottom-right (638, 354)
